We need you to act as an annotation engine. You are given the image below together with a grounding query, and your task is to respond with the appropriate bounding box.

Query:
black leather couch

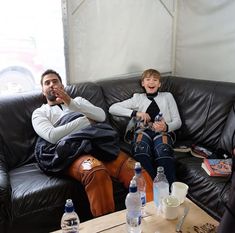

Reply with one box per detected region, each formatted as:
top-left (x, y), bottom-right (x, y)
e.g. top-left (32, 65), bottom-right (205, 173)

top-left (0, 75), bottom-right (235, 233)
top-left (98, 75), bottom-right (235, 221)
top-left (0, 83), bottom-right (128, 233)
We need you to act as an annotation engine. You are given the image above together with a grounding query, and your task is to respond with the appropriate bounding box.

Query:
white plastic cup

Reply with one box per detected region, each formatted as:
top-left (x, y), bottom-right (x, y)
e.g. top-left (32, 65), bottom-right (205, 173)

top-left (171, 182), bottom-right (189, 204)
top-left (162, 196), bottom-right (180, 220)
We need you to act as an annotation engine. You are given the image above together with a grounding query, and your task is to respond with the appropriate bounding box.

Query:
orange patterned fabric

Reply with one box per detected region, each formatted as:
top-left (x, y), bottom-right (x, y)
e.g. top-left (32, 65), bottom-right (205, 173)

top-left (104, 150), bottom-right (153, 202)
top-left (67, 151), bottom-right (153, 217)
top-left (67, 155), bottom-right (114, 217)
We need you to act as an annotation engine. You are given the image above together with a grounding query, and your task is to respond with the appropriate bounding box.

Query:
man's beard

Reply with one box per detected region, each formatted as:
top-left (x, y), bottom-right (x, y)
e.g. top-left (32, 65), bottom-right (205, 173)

top-left (47, 90), bottom-right (57, 101)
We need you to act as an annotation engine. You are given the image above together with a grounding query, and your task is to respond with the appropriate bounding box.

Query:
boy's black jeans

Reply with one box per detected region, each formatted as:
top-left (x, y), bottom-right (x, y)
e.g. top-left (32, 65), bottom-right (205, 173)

top-left (131, 129), bottom-right (175, 185)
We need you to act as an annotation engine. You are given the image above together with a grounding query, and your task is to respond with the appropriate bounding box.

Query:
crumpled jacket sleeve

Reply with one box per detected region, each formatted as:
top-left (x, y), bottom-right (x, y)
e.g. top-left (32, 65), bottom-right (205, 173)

top-left (32, 109), bottom-right (90, 144)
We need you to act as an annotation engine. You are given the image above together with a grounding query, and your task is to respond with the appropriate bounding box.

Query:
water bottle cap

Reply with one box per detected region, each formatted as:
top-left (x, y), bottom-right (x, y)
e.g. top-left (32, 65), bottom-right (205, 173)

top-left (155, 112), bottom-right (163, 121)
top-left (129, 179), bottom-right (137, 192)
top-left (65, 199), bottom-right (74, 213)
top-left (157, 166), bottom-right (164, 173)
top-left (134, 162), bottom-right (141, 174)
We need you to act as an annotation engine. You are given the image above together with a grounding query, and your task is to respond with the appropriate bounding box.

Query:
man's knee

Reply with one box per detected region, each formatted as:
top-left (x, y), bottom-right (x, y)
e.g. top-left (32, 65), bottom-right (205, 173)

top-left (67, 156), bottom-right (114, 217)
top-left (67, 155), bottom-right (110, 186)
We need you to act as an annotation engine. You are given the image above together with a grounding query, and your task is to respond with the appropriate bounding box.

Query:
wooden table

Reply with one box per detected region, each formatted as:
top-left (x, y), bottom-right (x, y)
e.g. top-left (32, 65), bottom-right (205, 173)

top-left (52, 199), bottom-right (218, 233)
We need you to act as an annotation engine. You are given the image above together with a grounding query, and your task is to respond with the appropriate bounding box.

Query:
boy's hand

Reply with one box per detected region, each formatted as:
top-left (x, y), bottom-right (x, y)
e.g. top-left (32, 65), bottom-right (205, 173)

top-left (152, 120), bottom-right (167, 132)
top-left (136, 112), bottom-right (151, 125)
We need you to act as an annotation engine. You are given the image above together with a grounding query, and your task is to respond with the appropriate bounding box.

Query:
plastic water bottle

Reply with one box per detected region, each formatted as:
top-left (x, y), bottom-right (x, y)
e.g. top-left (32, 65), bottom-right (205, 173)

top-left (125, 179), bottom-right (142, 233)
top-left (133, 162), bottom-right (146, 217)
top-left (153, 166), bottom-right (169, 214)
top-left (155, 112), bottom-right (163, 121)
top-left (61, 199), bottom-right (80, 233)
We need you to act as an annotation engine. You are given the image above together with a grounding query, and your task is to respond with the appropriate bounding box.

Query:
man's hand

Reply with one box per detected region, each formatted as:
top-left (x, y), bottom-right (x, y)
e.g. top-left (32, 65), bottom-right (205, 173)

top-left (136, 112), bottom-right (151, 125)
top-left (53, 87), bottom-right (71, 105)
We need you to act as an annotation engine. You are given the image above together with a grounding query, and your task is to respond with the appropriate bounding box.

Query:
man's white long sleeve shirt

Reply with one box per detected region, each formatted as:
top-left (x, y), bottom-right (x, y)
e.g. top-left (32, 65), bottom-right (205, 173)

top-left (32, 97), bottom-right (106, 144)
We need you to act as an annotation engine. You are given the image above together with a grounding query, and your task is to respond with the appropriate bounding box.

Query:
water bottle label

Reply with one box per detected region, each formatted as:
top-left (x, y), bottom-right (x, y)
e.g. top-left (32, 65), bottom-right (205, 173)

top-left (154, 186), bottom-right (159, 207)
top-left (63, 218), bottom-right (78, 227)
top-left (127, 215), bottom-right (141, 227)
top-left (154, 183), bottom-right (169, 210)
top-left (64, 218), bottom-right (78, 227)
top-left (140, 192), bottom-right (146, 206)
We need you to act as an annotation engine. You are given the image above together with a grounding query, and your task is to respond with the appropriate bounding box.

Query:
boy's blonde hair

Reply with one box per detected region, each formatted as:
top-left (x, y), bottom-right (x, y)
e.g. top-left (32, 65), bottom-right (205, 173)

top-left (141, 69), bottom-right (161, 81)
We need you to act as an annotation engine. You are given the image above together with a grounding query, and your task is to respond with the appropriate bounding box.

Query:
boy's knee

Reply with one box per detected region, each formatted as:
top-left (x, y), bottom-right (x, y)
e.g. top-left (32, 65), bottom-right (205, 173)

top-left (154, 143), bottom-right (173, 158)
top-left (132, 141), bottom-right (151, 156)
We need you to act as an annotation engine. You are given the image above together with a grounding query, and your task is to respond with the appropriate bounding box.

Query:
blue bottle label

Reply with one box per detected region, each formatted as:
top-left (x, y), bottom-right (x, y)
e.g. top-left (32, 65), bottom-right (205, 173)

top-left (140, 192), bottom-right (146, 206)
top-left (127, 213), bottom-right (141, 227)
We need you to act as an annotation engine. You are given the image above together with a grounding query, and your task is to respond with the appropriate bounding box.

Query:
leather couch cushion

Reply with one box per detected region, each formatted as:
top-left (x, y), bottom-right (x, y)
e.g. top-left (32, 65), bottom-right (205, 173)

top-left (97, 76), bottom-right (143, 138)
top-left (161, 77), bottom-right (217, 145)
top-left (9, 163), bottom-right (92, 232)
top-left (202, 82), bottom-right (235, 149)
top-left (218, 103), bottom-right (235, 154)
top-left (160, 77), bottom-right (235, 150)
top-left (0, 92), bottom-right (43, 169)
top-left (9, 163), bottom-right (127, 232)
top-left (176, 152), bottom-right (230, 221)
top-left (66, 82), bottom-right (108, 117)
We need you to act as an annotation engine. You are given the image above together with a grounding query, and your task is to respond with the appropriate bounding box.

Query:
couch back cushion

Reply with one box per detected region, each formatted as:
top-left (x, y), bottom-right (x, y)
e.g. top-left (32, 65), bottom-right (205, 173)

top-left (161, 76), bottom-right (216, 143)
top-left (66, 82), bottom-right (108, 114)
top-left (0, 82), bottom-right (106, 170)
top-left (204, 82), bottom-right (235, 148)
top-left (97, 76), bottom-right (143, 136)
top-left (218, 103), bottom-right (235, 154)
top-left (0, 92), bottom-right (43, 169)
top-left (99, 76), bottom-right (235, 151)
top-left (162, 77), bottom-right (235, 149)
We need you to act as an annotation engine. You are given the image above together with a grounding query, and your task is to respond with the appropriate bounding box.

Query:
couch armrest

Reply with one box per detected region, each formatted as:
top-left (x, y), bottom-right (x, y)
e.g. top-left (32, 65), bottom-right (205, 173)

top-left (0, 155), bottom-right (12, 232)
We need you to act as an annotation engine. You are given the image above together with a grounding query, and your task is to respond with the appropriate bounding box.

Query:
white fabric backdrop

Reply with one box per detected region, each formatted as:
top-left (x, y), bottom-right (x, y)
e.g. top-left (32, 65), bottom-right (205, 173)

top-left (66, 0), bottom-right (173, 83)
top-left (175, 0), bottom-right (235, 83)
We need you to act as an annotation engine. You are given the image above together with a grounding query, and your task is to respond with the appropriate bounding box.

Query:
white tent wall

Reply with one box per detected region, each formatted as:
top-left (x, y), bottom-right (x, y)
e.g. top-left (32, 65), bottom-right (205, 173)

top-left (65, 0), bottom-right (173, 83)
top-left (175, 0), bottom-right (235, 83)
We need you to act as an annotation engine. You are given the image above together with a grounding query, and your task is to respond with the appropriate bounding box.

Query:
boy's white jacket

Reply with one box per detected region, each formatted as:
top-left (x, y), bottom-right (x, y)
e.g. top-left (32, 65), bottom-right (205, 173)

top-left (109, 92), bottom-right (182, 132)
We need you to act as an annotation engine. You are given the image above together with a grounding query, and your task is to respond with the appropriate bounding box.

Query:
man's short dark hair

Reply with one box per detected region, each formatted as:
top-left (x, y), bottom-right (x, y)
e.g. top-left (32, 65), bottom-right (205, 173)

top-left (41, 69), bottom-right (62, 86)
